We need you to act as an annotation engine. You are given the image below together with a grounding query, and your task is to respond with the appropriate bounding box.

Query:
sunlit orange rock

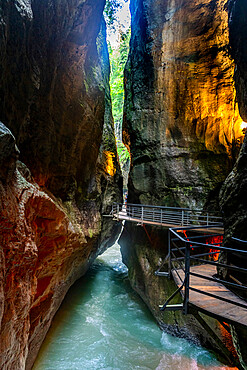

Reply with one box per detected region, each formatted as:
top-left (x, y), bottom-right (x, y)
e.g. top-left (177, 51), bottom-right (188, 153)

top-left (0, 163), bottom-right (91, 369)
top-left (104, 150), bottom-right (117, 176)
top-left (0, 126), bottom-right (120, 369)
top-left (124, 0), bottom-right (244, 208)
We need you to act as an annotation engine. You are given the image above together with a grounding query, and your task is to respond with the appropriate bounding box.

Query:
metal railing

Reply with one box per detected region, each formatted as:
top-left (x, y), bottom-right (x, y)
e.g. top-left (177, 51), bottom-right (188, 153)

top-left (112, 203), bottom-right (222, 227)
top-left (160, 226), bottom-right (247, 314)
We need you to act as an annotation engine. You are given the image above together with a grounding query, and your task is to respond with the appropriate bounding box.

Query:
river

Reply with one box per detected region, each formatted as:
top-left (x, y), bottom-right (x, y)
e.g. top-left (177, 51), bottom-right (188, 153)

top-left (33, 243), bottom-right (230, 370)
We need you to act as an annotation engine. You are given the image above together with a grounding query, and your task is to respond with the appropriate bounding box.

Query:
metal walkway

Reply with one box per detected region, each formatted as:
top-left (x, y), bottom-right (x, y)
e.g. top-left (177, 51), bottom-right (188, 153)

top-left (159, 226), bottom-right (247, 328)
top-left (112, 203), bottom-right (223, 231)
top-left (172, 264), bottom-right (247, 327)
top-left (110, 202), bottom-right (247, 366)
top-left (111, 204), bottom-right (247, 325)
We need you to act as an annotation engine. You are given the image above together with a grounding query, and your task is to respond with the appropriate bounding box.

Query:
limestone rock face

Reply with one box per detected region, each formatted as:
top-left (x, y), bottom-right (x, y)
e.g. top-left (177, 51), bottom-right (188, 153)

top-left (0, 158), bottom-right (94, 369)
top-left (0, 0), bottom-right (113, 201)
top-left (220, 2), bottom-right (247, 367)
top-left (120, 0), bottom-right (245, 365)
top-left (124, 0), bottom-right (243, 208)
top-left (220, 0), bottom-right (247, 269)
top-left (0, 0), bottom-right (122, 368)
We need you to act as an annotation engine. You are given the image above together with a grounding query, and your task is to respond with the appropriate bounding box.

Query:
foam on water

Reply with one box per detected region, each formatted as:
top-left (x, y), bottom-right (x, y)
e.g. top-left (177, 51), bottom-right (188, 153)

top-left (33, 243), bottom-right (231, 370)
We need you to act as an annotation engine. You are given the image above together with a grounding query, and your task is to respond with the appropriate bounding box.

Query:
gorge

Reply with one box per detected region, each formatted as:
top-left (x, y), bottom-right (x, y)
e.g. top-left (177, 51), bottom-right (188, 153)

top-left (0, 0), bottom-right (247, 369)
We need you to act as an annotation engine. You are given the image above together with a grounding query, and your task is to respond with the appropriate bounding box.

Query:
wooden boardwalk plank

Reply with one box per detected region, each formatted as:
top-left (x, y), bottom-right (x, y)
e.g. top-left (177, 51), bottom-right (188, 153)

top-left (172, 264), bottom-right (247, 327)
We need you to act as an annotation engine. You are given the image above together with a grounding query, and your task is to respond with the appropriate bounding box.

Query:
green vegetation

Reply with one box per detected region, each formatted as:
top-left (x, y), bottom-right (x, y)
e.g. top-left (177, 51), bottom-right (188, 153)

top-left (116, 139), bottom-right (130, 163)
top-left (104, 0), bottom-right (128, 29)
top-left (109, 29), bottom-right (131, 176)
top-left (104, 0), bottom-right (131, 181)
top-left (108, 29), bottom-right (130, 135)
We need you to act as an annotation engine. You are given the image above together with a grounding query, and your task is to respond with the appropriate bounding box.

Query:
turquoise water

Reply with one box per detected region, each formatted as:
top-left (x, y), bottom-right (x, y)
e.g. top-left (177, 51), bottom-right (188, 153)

top-left (33, 244), bottom-right (228, 370)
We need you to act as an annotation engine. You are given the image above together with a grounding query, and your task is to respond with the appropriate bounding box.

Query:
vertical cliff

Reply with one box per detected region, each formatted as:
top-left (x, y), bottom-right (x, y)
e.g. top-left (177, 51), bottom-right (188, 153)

top-left (124, 0), bottom-right (243, 209)
top-left (228, 0), bottom-right (247, 122)
top-left (120, 0), bottom-right (246, 365)
top-left (0, 1), bottom-right (122, 368)
top-left (220, 1), bottom-right (247, 367)
top-left (221, 0), bottom-right (247, 244)
top-left (121, 0), bottom-right (243, 313)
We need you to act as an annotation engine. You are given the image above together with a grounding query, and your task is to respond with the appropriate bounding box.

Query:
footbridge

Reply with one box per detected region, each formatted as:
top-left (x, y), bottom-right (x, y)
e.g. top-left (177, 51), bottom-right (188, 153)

top-left (110, 202), bottom-right (247, 363)
top-left (158, 227), bottom-right (247, 326)
top-left (111, 203), bottom-right (223, 232)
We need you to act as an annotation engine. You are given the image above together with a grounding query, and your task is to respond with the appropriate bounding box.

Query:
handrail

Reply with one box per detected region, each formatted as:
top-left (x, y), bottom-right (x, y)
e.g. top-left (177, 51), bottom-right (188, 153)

top-left (165, 226), bottom-right (247, 315)
top-left (113, 202), bottom-right (222, 214)
top-left (112, 203), bottom-right (223, 228)
top-left (171, 229), bottom-right (247, 254)
top-left (159, 278), bottom-right (186, 311)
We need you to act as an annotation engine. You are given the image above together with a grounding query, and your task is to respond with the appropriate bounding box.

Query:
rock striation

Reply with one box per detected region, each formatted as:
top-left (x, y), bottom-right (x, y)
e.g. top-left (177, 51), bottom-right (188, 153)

top-left (0, 1), bottom-right (122, 368)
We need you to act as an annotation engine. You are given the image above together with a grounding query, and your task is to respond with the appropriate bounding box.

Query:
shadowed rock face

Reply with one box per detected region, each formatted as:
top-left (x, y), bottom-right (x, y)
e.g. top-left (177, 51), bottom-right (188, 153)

top-left (0, 0), bottom-right (110, 200)
top-left (228, 0), bottom-right (247, 121)
top-left (124, 0), bottom-right (243, 209)
top-left (220, 1), bottom-right (247, 367)
top-left (0, 1), bottom-right (122, 368)
top-left (221, 1), bottom-right (247, 243)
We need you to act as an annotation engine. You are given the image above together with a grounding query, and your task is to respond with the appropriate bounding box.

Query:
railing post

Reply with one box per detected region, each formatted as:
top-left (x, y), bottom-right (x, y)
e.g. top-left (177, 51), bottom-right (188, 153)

top-left (168, 229), bottom-right (171, 277)
top-left (183, 240), bottom-right (190, 315)
top-left (141, 206), bottom-right (144, 224)
top-left (207, 213), bottom-right (209, 226)
top-left (161, 208), bottom-right (163, 225)
top-left (182, 210), bottom-right (184, 226)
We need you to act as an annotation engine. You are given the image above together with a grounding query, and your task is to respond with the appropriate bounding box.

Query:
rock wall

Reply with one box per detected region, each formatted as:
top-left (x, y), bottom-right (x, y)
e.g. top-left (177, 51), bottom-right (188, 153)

top-left (221, 0), bottom-right (247, 261)
top-left (0, 0), bottom-right (114, 201)
top-left (120, 0), bottom-right (246, 366)
top-left (220, 1), bottom-right (247, 368)
top-left (124, 0), bottom-right (244, 209)
top-left (228, 0), bottom-right (247, 122)
top-left (0, 1), bottom-right (122, 368)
